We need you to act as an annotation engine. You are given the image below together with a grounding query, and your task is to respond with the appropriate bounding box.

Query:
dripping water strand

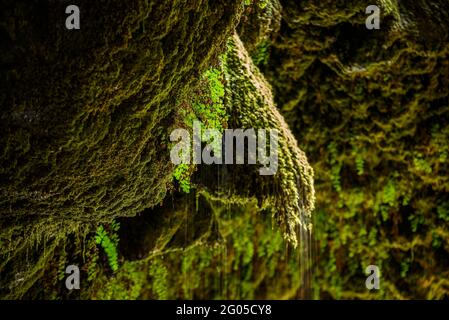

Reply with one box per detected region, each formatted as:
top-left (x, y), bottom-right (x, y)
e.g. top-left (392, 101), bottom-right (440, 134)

top-left (297, 176), bottom-right (313, 299)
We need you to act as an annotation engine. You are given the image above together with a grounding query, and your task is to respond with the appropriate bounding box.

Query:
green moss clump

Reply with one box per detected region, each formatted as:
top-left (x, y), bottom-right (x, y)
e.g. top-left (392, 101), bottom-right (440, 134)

top-left (224, 33), bottom-right (315, 247)
top-left (148, 259), bottom-right (169, 300)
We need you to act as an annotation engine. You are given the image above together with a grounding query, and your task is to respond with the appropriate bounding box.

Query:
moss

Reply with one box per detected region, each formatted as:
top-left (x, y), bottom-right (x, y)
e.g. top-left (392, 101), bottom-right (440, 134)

top-left (21, 186), bottom-right (309, 300)
top-left (4, 0), bottom-right (445, 301)
top-left (238, 0), bottom-right (281, 57)
top-left (224, 33), bottom-right (315, 247)
top-left (92, 261), bottom-right (147, 300)
top-left (0, 0), bottom-right (244, 298)
top-left (171, 57), bottom-right (229, 194)
top-left (260, 0), bottom-right (449, 299)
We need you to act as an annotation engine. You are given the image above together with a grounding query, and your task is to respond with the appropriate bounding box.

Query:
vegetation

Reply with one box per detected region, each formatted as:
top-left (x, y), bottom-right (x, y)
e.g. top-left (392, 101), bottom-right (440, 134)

top-left (1, 0), bottom-right (448, 300)
top-left (260, 0), bottom-right (449, 299)
top-left (95, 222), bottom-right (120, 272)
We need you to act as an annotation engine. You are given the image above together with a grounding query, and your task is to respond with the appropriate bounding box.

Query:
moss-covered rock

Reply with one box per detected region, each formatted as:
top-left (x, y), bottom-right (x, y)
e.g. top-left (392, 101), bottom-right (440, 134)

top-left (259, 0), bottom-right (449, 299)
top-left (0, 0), bottom-right (243, 221)
top-left (1, 0), bottom-right (316, 299)
top-left (237, 0), bottom-right (281, 62)
top-left (0, 0), bottom-right (244, 298)
top-left (61, 29), bottom-right (315, 300)
top-left (4, 0), bottom-right (446, 301)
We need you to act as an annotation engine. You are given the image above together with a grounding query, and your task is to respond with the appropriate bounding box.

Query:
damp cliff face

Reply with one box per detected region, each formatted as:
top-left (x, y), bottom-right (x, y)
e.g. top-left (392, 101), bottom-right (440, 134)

top-left (59, 31), bottom-right (316, 299)
top-left (0, 0), bottom-right (242, 221)
top-left (0, 0), bottom-right (245, 298)
top-left (0, 0), bottom-right (315, 299)
top-left (1, 0), bottom-right (448, 300)
top-left (258, 0), bottom-right (449, 298)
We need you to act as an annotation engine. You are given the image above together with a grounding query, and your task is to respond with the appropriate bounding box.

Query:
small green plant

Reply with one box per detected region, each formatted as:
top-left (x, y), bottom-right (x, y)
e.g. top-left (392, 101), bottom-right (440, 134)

top-left (244, 0), bottom-right (269, 9)
top-left (149, 259), bottom-right (169, 299)
top-left (408, 213), bottom-right (425, 233)
top-left (193, 67), bottom-right (227, 131)
top-left (355, 154), bottom-right (364, 176)
top-left (400, 259), bottom-right (410, 278)
top-left (173, 164), bottom-right (191, 193)
top-left (172, 62), bottom-right (227, 194)
top-left (437, 202), bottom-right (449, 222)
top-left (432, 230), bottom-right (443, 249)
top-left (205, 69), bottom-right (225, 105)
top-left (382, 180), bottom-right (396, 207)
top-left (259, 0), bottom-right (269, 9)
top-left (95, 221), bottom-right (120, 272)
top-left (95, 262), bottom-right (145, 300)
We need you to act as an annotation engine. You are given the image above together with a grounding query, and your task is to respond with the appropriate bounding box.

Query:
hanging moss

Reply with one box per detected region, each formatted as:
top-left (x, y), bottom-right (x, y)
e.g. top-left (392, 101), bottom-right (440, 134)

top-left (224, 33), bottom-right (315, 247)
top-left (2, 0), bottom-right (446, 301)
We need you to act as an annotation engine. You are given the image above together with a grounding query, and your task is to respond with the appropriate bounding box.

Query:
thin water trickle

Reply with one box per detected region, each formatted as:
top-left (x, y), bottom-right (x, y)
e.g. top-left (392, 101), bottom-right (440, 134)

top-left (297, 225), bottom-right (311, 299)
top-left (191, 161), bottom-right (314, 299)
top-left (298, 205), bottom-right (313, 300)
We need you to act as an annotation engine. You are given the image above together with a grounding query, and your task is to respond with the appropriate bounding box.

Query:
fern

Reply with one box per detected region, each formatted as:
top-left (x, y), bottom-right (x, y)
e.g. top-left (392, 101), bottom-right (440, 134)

top-left (173, 62), bottom-right (227, 194)
top-left (437, 202), bottom-right (449, 222)
top-left (194, 67), bottom-right (227, 131)
top-left (95, 223), bottom-right (120, 272)
top-left (252, 40), bottom-right (270, 66)
top-left (173, 164), bottom-right (191, 194)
